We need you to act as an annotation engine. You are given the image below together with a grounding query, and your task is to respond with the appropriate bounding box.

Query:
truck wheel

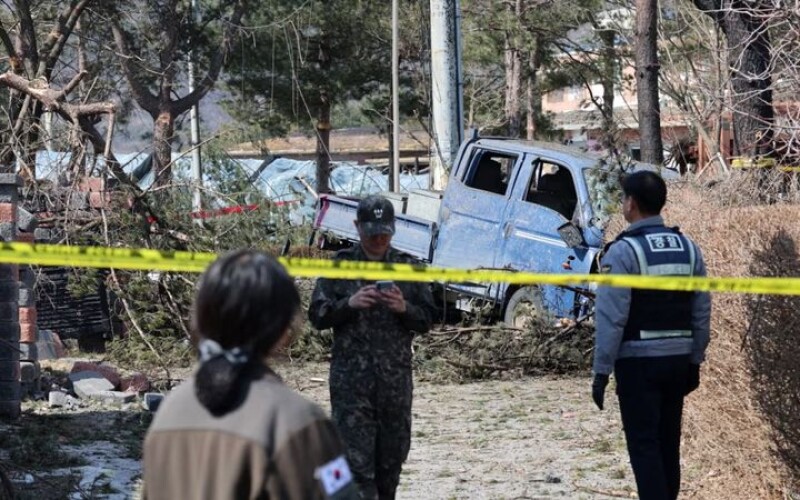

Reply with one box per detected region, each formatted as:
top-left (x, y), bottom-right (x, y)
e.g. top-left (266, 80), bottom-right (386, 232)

top-left (503, 287), bottom-right (548, 328)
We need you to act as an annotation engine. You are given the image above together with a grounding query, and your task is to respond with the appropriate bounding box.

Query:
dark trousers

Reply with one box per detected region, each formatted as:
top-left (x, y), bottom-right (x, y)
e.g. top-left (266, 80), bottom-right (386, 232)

top-left (330, 368), bottom-right (413, 500)
top-left (615, 355), bottom-right (691, 500)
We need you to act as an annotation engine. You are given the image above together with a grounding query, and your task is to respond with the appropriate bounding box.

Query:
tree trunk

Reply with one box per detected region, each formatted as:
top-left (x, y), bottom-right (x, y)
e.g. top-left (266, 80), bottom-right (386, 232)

top-left (525, 40), bottom-right (543, 140)
top-left (503, 0), bottom-right (523, 138)
top-left (152, 110), bottom-right (175, 186)
top-left (635, 0), bottom-right (664, 165)
top-left (722, 7), bottom-right (773, 156)
top-left (504, 37), bottom-right (521, 137)
top-left (693, 0), bottom-right (773, 157)
top-left (599, 28), bottom-right (617, 150)
top-left (316, 89), bottom-right (332, 194)
top-left (316, 35), bottom-right (332, 195)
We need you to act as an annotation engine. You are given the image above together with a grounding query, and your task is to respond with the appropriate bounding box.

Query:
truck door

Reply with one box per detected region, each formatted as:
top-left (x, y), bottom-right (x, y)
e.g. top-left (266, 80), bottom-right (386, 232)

top-left (433, 147), bottom-right (521, 280)
top-left (497, 156), bottom-right (587, 318)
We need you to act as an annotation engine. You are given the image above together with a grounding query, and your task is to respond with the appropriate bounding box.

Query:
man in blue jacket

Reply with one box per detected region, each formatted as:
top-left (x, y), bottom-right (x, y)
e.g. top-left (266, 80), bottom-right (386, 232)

top-left (592, 171), bottom-right (712, 500)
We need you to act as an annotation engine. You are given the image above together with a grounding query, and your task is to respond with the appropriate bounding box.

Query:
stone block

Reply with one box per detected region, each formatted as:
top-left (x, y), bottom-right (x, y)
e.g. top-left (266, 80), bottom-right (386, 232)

top-left (0, 204), bottom-right (15, 225)
top-left (89, 192), bottom-right (110, 209)
top-left (120, 372), bottom-right (150, 393)
top-left (19, 322), bottom-right (36, 343)
top-left (18, 268), bottom-right (34, 287)
top-left (69, 370), bottom-right (114, 398)
top-left (0, 303), bottom-right (17, 322)
top-left (33, 228), bottom-right (51, 242)
top-left (19, 361), bottom-right (38, 383)
top-left (90, 390), bottom-right (135, 404)
top-left (0, 382), bottom-right (20, 401)
top-left (18, 342), bottom-right (36, 361)
top-left (80, 177), bottom-right (104, 192)
top-left (18, 308), bottom-right (35, 325)
top-left (0, 345), bottom-right (19, 362)
top-left (15, 233), bottom-right (33, 244)
top-left (0, 281), bottom-right (18, 302)
top-left (0, 185), bottom-right (18, 205)
top-left (0, 222), bottom-right (14, 242)
top-left (0, 266), bottom-right (17, 281)
top-left (0, 322), bottom-right (19, 341)
top-left (17, 288), bottom-right (33, 307)
top-left (36, 330), bottom-right (65, 359)
top-left (68, 193), bottom-right (89, 210)
top-left (16, 208), bottom-right (36, 233)
top-left (0, 174), bottom-right (22, 187)
top-left (48, 390), bottom-right (78, 409)
top-left (142, 393), bottom-right (164, 412)
top-left (0, 360), bottom-right (19, 381)
top-left (71, 361), bottom-right (120, 388)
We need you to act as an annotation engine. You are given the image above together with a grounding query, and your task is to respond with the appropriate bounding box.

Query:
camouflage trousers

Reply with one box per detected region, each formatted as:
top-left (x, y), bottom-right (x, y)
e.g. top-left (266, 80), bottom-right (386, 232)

top-left (330, 366), bottom-right (413, 500)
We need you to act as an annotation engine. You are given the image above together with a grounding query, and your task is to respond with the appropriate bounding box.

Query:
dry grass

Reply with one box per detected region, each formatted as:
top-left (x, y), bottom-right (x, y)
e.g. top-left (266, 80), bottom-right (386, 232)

top-left (609, 173), bottom-right (800, 499)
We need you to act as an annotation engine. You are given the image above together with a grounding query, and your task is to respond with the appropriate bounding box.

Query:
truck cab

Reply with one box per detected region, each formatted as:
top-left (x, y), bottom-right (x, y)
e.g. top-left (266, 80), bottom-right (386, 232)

top-left (431, 137), bottom-right (603, 324)
top-left (313, 133), bottom-right (616, 324)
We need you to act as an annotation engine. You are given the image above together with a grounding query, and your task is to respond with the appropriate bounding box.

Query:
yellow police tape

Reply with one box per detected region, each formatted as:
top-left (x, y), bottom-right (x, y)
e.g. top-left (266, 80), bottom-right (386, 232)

top-left (1, 242), bottom-right (799, 296)
top-left (730, 157), bottom-right (800, 172)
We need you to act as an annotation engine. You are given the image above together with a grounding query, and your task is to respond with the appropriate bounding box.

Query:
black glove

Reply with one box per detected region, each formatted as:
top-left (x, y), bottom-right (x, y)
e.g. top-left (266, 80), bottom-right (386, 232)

top-left (685, 363), bottom-right (700, 395)
top-left (592, 374), bottom-right (609, 410)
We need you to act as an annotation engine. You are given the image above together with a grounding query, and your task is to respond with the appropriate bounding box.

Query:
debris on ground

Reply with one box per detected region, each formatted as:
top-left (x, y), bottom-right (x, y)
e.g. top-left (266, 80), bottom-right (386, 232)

top-left (36, 330), bottom-right (67, 360)
top-left (413, 320), bottom-right (594, 383)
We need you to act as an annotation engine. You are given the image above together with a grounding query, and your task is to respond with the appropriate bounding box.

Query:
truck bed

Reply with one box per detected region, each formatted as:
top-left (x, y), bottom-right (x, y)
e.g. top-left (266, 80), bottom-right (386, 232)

top-left (313, 195), bottom-right (436, 262)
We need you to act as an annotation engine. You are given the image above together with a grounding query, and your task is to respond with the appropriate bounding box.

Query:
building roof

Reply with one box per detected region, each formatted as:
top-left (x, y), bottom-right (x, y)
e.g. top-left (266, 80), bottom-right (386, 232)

top-left (228, 127), bottom-right (432, 157)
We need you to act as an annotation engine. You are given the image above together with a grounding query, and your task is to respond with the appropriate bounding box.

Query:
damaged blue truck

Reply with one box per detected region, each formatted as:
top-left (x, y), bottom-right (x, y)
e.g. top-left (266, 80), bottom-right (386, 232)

top-left (312, 133), bottom-right (649, 326)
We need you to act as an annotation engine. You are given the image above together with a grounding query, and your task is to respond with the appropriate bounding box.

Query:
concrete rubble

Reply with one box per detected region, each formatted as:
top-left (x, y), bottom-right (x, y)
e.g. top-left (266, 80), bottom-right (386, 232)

top-left (40, 359), bottom-right (164, 411)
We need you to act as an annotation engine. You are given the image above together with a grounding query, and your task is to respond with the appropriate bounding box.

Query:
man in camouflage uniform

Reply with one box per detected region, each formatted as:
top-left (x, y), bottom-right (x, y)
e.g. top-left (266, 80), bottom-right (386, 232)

top-left (308, 195), bottom-right (437, 500)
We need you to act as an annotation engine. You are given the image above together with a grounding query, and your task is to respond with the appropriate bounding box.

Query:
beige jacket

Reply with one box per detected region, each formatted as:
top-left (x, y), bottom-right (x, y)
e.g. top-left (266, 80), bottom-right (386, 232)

top-left (143, 368), bottom-right (358, 499)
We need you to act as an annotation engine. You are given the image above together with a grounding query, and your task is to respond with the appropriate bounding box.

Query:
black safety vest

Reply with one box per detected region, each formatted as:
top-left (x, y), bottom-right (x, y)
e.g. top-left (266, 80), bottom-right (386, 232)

top-left (618, 226), bottom-right (696, 342)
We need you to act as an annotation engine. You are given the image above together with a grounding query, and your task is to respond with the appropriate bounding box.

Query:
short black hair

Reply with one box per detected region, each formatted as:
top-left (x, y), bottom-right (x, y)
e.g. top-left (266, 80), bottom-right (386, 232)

top-left (622, 170), bottom-right (667, 215)
top-left (192, 250), bottom-right (300, 415)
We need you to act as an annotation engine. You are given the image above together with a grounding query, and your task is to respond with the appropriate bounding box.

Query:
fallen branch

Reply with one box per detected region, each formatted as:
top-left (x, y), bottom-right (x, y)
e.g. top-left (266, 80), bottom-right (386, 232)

top-left (431, 325), bottom-right (525, 335)
top-left (99, 204), bottom-right (172, 383)
top-left (445, 358), bottom-right (509, 372)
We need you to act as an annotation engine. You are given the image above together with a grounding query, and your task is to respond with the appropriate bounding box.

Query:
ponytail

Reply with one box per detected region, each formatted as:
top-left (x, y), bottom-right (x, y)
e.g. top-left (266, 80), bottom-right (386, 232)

top-left (194, 339), bottom-right (252, 416)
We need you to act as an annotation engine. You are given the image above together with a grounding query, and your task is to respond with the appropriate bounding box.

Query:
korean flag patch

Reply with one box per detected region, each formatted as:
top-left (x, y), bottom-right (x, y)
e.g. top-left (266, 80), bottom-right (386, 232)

top-left (315, 455), bottom-right (355, 499)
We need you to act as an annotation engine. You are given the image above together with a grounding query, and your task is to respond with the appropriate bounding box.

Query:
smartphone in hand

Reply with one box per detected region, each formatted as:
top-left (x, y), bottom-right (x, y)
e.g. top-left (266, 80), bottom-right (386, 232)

top-left (375, 280), bottom-right (394, 292)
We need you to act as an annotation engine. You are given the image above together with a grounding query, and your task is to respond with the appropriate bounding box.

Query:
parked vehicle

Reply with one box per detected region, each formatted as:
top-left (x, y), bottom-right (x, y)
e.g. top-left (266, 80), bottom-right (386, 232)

top-left (312, 132), bottom-right (650, 325)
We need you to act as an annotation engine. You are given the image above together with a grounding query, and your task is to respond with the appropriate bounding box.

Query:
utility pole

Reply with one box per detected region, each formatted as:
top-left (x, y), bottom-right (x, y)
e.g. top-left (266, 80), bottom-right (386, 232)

top-left (430, 0), bottom-right (463, 190)
top-left (391, 0), bottom-right (400, 192)
top-left (189, 0), bottom-right (203, 222)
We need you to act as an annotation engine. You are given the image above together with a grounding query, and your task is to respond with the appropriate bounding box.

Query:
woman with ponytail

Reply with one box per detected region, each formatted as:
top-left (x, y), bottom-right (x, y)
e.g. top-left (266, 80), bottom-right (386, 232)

top-left (143, 250), bottom-right (358, 499)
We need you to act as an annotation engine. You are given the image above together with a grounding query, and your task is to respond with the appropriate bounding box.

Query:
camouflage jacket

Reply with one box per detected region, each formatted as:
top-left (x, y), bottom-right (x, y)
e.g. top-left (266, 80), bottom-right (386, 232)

top-left (308, 246), bottom-right (437, 374)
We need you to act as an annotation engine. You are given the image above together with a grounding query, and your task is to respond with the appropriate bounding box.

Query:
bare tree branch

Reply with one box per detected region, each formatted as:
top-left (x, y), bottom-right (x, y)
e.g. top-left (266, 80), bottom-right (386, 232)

top-left (108, 20), bottom-right (160, 116)
top-left (39, 0), bottom-right (93, 78)
top-left (0, 20), bottom-right (18, 64)
top-left (173, 0), bottom-right (247, 115)
top-left (14, 0), bottom-right (39, 77)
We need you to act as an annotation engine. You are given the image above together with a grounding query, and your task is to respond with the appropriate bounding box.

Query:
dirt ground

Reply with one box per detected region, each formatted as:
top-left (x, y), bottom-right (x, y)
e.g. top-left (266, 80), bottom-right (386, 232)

top-left (4, 360), bottom-right (642, 499)
top-left (280, 361), bottom-right (636, 500)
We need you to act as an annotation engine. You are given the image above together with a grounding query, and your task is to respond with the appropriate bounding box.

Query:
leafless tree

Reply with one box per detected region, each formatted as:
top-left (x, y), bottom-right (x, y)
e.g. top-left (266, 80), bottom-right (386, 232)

top-left (0, 0), bottom-right (98, 180)
top-left (692, 0), bottom-right (775, 158)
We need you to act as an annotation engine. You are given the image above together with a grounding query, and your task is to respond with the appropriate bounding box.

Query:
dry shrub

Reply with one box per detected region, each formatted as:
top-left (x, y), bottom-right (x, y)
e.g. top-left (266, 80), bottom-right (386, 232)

top-left (747, 230), bottom-right (800, 484)
top-left (649, 179), bottom-right (800, 499)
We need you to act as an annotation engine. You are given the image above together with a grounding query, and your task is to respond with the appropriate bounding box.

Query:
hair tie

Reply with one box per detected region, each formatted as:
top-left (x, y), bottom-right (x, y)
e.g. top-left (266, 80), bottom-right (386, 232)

top-left (199, 339), bottom-right (250, 366)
